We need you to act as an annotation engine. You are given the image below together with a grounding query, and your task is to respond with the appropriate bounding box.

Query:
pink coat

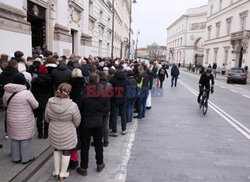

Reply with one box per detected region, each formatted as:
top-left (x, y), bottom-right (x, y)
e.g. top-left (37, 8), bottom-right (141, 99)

top-left (3, 83), bottom-right (39, 140)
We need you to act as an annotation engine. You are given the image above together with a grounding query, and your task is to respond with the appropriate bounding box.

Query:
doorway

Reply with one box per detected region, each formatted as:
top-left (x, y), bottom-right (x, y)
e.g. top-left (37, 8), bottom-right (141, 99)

top-left (239, 47), bottom-right (244, 68)
top-left (27, 1), bottom-right (46, 48)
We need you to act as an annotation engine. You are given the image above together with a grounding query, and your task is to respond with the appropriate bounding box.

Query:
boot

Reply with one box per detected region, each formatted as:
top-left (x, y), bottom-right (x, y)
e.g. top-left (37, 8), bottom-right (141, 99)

top-left (59, 155), bottom-right (70, 181)
top-left (52, 151), bottom-right (62, 180)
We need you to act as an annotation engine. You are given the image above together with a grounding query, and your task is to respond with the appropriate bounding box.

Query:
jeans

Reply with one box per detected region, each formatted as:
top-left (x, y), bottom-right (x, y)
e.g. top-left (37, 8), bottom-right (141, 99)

top-left (138, 95), bottom-right (147, 117)
top-left (160, 80), bottom-right (164, 88)
top-left (80, 127), bottom-right (103, 169)
top-left (152, 78), bottom-right (157, 90)
top-left (126, 100), bottom-right (135, 123)
top-left (110, 103), bottom-right (126, 133)
top-left (103, 113), bottom-right (109, 143)
top-left (171, 76), bottom-right (178, 87)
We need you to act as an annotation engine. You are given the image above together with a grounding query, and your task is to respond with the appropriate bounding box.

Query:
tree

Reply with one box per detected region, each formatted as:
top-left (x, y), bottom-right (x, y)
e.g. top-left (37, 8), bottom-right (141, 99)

top-left (147, 43), bottom-right (160, 60)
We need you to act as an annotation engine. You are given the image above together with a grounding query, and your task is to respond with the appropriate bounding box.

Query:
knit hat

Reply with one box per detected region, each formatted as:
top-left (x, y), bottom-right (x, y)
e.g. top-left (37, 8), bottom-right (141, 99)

top-left (38, 65), bottom-right (48, 75)
top-left (13, 73), bottom-right (26, 85)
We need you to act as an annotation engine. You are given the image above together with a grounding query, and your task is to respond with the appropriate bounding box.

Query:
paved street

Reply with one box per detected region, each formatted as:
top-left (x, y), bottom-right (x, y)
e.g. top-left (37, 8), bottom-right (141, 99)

top-left (28, 70), bottom-right (250, 182)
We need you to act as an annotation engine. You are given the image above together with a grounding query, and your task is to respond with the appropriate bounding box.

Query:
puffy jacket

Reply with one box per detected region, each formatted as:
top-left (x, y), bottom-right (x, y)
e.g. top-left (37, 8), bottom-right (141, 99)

top-left (3, 84), bottom-right (39, 140)
top-left (110, 71), bottom-right (129, 104)
top-left (45, 97), bottom-right (81, 150)
top-left (70, 77), bottom-right (85, 102)
top-left (77, 85), bottom-right (107, 128)
top-left (51, 62), bottom-right (71, 89)
top-left (127, 76), bottom-right (137, 101)
top-left (31, 74), bottom-right (53, 109)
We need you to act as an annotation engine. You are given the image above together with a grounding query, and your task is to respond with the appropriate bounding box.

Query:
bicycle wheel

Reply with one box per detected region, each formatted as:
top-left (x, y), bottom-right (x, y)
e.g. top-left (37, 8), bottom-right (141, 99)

top-left (202, 97), bottom-right (208, 115)
top-left (199, 96), bottom-right (204, 109)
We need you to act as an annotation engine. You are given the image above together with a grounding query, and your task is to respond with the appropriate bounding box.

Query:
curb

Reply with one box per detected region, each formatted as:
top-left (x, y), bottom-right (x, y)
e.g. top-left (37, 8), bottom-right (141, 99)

top-left (10, 146), bottom-right (53, 182)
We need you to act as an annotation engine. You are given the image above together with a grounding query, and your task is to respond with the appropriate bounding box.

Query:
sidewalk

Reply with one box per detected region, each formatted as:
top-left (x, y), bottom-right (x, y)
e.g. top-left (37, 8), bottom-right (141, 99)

top-left (0, 108), bottom-right (51, 182)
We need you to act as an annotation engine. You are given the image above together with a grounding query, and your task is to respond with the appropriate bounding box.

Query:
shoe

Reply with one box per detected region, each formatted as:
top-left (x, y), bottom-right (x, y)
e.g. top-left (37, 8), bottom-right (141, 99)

top-left (52, 151), bottom-right (62, 180)
top-left (43, 133), bottom-right (48, 139)
top-left (171, 85), bottom-right (173, 87)
top-left (133, 110), bottom-right (138, 113)
top-left (127, 122), bottom-right (133, 125)
top-left (103, 141), bottom-right (109, 147)
top-left (68, 160), bottom-right (78, 170)
top-left (134, 116), bottom-right (142, 119)
top-left (122, 130), bottom-right (127, 135)
top-left (22, 158), bottom-right (35, 165)
top-left (76, 167), bottom-right (87, 176)
top-left (146, 107), bottom-right (151, 110)
top-left (5, 134), bottom-right (9, 139)
top-left (59, 155), bottom-right (70, 181)
top-left (0, 144), bottom-right (2, 149)
top-left (109, 131), bottom-right (118, 137)
top-left (97, 163), bottom-right (105, 172)
top-left (13, 160), bottom-right (21, 164)
top-left (38, 133), bottom-right (43, 139)
top-left (142, 116), bottom-right (145, 118)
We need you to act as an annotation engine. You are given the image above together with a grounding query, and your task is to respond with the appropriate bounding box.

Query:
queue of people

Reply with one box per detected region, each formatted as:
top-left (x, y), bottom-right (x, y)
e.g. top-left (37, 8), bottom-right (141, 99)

top-left (0, 51), bottom-right (172, 180)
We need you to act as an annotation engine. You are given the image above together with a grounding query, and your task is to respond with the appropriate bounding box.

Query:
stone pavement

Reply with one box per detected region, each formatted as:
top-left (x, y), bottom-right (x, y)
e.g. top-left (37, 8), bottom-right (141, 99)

top-left (0, 108), bottom-right (50, 182)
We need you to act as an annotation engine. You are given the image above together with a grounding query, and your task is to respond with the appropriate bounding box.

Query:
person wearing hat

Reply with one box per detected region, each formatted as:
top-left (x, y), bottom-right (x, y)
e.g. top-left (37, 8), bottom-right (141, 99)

top-left (3, 73), bottom-right (39, 164)
top-left (31, 65), bottom-right (53, 139)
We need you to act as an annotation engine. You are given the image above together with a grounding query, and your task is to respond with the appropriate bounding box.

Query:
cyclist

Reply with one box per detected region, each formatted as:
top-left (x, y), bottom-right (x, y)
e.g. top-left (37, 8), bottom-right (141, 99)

top-left (197, 68), bottom-right (214, 104)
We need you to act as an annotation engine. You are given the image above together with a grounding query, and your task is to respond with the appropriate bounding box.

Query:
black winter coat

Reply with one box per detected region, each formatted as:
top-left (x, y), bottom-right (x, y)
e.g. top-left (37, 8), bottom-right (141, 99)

top-left (99, 80), bottom-right (112, 112)
top-left (171, 66), bottom-right (180, 77)
top-left (70, 77), bottom-right (85, 102)
top-left (158, 67), bottom-right (168, 81)
top-left (51, 62), bottom-right (71, 89)
top-left (127, 76), bottom-right (137, 101)
top-left (31, 74), bottom-right (53, 109)
top-left (77, 84), bottom-right (107, 128)
top-left (110, 71), bottom-right (129, 104)
top-left (152, 66), bottom-right (158, 78)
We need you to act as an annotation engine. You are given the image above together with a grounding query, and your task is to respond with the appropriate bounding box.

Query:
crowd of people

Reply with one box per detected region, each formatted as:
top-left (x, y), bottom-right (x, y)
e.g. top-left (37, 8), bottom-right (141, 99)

top-left (0, 50), bottom-right (175, 181)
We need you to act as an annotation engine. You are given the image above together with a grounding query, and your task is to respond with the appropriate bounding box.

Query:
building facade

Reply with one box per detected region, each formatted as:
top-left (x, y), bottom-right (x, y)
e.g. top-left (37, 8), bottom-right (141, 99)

top-left (166, 5), bottom-right (207, 66)
top-left (137, 46), bottom-right (167, 60)
top-left (205, 0), bottom-right (250, 69)
top-left (0, 0), bottom-right (113, 58)
top-left (112, 0), bottom-right (131, 59)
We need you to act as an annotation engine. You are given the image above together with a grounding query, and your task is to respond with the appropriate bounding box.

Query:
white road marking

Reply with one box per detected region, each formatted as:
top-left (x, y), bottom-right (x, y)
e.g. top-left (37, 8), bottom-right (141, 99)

top-left (115, 119), bottom-right (138, 182)
top-left (179, 80), bottom-right (250, 140)
top-left (230, 89), bottom-right (237, 93)
top-left (243, 95), bottom-right (250, 99)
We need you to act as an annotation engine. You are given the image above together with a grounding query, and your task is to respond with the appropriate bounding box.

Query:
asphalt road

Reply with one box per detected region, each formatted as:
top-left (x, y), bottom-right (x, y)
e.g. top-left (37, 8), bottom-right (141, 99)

top-left (29, 70), bottom-right (250, 182)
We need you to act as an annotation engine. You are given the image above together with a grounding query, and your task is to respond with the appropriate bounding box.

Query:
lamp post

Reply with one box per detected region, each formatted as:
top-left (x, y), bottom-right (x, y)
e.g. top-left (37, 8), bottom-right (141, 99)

top-left (128, 0), bottom-right (137, 60)
top-left (135, 30), bottom-right (140, 60)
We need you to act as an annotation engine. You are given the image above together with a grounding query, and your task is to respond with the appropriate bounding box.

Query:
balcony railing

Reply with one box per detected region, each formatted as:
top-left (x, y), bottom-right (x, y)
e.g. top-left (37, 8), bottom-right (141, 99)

top-left (231, 30), bottom-right (250, 40)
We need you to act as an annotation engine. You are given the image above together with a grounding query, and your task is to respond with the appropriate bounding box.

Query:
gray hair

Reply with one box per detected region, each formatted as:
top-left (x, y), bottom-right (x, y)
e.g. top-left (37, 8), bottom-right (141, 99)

top-left (89, 73), bottom-right (100, 84)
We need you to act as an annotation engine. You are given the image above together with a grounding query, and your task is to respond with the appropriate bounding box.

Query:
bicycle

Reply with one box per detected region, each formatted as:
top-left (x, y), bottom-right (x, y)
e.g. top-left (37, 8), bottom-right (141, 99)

top-left (199, 89), bottom-right (211, 115)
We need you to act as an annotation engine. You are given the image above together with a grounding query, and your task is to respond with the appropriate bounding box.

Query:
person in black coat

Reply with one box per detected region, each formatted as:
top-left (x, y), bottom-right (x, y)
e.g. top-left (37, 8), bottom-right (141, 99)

top-left (70, 68), bottom-right (85, 102)
top-left (31, 65), bottom-right (53, 139)
top-left (109, 65), bottom-right (129, 136)
top-left (76, 73), bottom-right (107, 176)
top-left (158, 64), bottom-right (169, 88)
top-left (51, 61), bottom-right (72, 90)
top-left (171, 64), bottom-right (180, 87)
top-left (0, 58), bottom-right (19, 139)
top-left (126, 70), bottom-right (137, 124)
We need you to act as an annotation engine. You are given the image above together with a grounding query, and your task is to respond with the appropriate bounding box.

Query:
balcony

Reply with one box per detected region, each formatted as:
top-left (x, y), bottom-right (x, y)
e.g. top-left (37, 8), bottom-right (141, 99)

top-left (231, 30), bottom-right (250, 40)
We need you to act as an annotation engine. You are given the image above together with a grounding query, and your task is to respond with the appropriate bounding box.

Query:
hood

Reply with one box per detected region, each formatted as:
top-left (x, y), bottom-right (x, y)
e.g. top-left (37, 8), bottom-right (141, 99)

top-left (4, 83), bottom-right (27, 93)
top-left (46, 63), bottom-right (57, 68)
top-left (2, 66), bottom-right (18, 77)
top-left (47, 97), bottom-right (72, 114)
top-left (18, 63), bottom-right (26, 73)
top-left (115, 71), bottom-right (126, 80)
top-left (57, 62), bottom-right (68, 71)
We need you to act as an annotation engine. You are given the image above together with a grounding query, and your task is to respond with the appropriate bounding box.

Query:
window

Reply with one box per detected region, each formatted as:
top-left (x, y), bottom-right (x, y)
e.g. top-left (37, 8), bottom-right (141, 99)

top-left (207, 26), bottom-right (212, 40)
top-left (89, 0), bottom-right (93, 16)
top-left (216, 22), bottom-right (221, 38)
top-left (99, 10), bottom-right (103, 23)
top-left (214, 49), bottom-right (218, 63)
top-left (98, 40), bottom-right (102, 57)
top-left (226, 18), bottom-right (232, 35)
top-left (241, 16), bottom-right (246, 31)
top-left (210, 5), bottom-right (213, 15)
top-left (206, 49), bottom-right (210, 64)
top-left (224, 49), bottom-right (229, 65)
top-left (219, 0), bottom-right (223, 10)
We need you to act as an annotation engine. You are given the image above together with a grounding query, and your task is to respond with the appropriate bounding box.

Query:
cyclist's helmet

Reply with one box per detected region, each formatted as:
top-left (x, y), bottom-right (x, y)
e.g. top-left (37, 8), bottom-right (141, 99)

top-left (206, 68), bottom-right (212, 73)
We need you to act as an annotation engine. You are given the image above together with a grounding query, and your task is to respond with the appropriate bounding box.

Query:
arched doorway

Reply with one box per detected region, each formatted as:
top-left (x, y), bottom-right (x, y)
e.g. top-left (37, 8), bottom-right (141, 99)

top-left (194, 38), bottom-right (204, 66)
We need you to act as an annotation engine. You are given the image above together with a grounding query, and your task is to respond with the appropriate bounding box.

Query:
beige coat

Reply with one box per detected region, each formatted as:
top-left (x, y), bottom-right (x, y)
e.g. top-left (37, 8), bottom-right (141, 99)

top-left (45, 97), bottom-right (81, 150)
top-left (3, 84), bottom-right (39, 140)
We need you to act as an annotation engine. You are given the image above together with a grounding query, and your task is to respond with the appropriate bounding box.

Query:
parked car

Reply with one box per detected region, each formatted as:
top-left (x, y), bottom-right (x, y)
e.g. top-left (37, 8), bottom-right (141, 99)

top-left (227, 68), bottom-right (247, 84)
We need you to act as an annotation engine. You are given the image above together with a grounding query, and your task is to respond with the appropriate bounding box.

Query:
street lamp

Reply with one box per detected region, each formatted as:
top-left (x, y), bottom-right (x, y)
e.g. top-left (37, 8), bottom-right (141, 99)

top-left (128, 0), bottom-right (137, 60)
top-left (135, 30), bottom-right (140, 60)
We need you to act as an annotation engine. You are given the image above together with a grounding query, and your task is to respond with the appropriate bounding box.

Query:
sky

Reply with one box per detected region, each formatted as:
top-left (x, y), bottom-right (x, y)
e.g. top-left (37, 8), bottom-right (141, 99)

top-left (132, 0), bottom-right (208, 48)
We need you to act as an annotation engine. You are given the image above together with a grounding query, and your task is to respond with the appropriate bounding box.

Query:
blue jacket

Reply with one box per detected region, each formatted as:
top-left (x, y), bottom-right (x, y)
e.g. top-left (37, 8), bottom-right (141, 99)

top-left (171, 66), bottom-right (180, 77)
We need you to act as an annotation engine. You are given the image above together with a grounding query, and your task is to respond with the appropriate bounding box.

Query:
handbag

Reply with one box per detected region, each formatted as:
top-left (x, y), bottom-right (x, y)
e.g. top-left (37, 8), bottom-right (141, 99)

top-left (156, 79), bottom-right (159, 87)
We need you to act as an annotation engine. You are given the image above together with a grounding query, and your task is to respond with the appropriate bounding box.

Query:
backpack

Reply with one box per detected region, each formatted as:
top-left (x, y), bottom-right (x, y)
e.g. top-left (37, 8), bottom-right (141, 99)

top-left (159, 68), bottom-right (165, 75)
